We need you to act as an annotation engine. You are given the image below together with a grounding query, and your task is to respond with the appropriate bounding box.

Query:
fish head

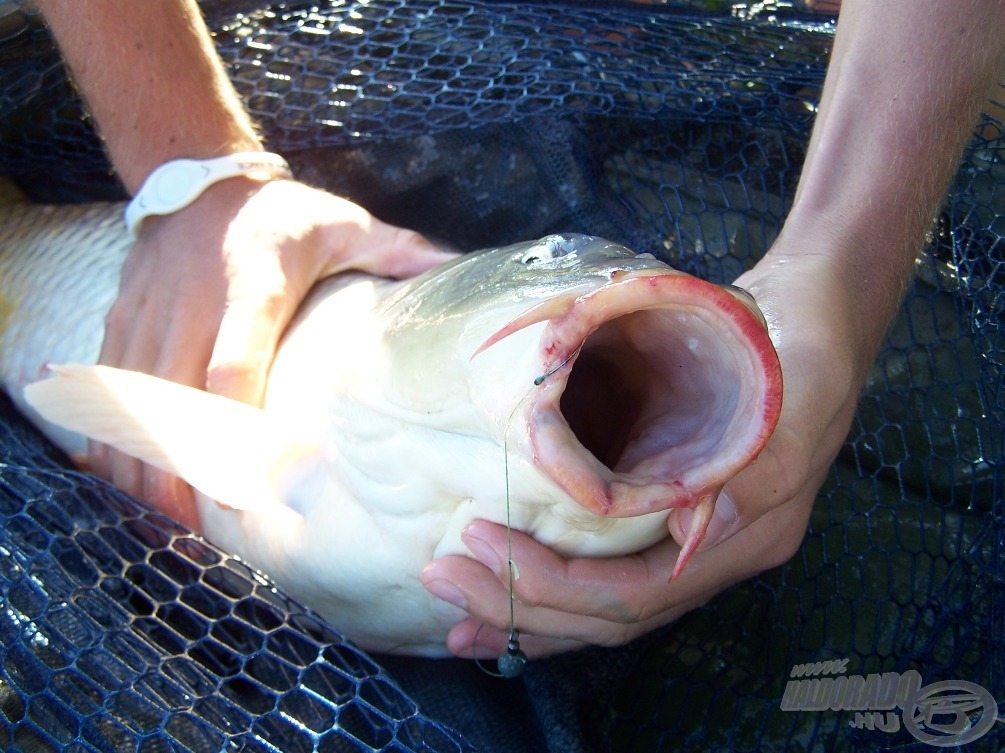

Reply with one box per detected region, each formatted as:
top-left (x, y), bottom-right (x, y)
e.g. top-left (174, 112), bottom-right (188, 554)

top-left (377, 234), bottom-right (782, 557)
top-left (374, 234), bottom-right (657, 420)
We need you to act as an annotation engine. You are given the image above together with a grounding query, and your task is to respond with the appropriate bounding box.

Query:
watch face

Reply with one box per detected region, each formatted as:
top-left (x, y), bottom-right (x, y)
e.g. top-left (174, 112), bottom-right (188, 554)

top-left (150, 161), bottom-right (213, 210)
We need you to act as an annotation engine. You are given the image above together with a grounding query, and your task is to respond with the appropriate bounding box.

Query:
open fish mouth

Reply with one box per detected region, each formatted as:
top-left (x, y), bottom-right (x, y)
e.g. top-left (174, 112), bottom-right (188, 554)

top-left (479, 261), bottom-right (782, 573)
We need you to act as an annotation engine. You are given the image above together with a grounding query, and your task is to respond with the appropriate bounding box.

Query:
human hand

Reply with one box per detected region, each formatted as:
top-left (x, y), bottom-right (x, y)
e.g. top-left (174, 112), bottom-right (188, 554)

top-left (91, 178), bottom-right (452, 527)
top-left (422, 246), bottom-right (879, 658)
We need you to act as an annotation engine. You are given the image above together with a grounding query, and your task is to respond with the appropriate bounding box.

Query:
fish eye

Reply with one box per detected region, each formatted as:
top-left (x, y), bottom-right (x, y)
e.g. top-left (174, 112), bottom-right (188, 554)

top-left (519, 236), bottom-right (578, 266)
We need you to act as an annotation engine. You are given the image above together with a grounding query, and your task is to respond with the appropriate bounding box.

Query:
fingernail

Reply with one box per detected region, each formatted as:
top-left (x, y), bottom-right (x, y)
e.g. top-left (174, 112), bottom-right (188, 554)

top-left (464, 535), bottom-right (503, 575)
top-left (424, 579), bottom-right (468, 611)
top-left (671, 492), bottom-right (740, 551)
top-left (702, 491), bottom-right (740, 548)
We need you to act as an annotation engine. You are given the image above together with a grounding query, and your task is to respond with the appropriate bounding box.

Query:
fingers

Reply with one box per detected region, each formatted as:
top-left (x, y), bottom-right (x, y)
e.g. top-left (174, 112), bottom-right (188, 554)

top-left (451, 520), bottom-right (675, 622)
top-left (425, 549), bottom-right (660, 659)
top-left (422, 521), bottom-right (706, 652)
top-left (424, 494), bottom-right (813, 660)
top-left (90, 181), bottom-right (242, 526)
top-left (365, 224), bottom-right (458, 279)
top-left (206, 290), bottom-right (287, 407)
top-left (94, 260), bottom-right (211, 527)
top-left (321, 212), bottom-right (458, 280)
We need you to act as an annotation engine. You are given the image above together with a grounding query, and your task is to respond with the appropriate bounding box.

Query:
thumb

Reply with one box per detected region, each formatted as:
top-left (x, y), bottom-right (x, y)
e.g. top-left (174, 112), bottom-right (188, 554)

top-left (666, 488), bottom-right (741, 577)
top-left (384, 233), bottom-right (459, 278)
top-left (331, 219), bottom-right (459, 280)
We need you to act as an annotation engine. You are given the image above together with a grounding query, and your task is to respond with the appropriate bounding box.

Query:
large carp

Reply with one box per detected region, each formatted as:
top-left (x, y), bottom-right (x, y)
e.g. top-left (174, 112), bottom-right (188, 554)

top-left (0, 199), bottom-right (782, 656)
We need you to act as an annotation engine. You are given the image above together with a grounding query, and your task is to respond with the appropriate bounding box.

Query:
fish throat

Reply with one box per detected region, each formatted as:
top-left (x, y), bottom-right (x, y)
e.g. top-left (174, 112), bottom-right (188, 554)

top-left (549, 304), bottom-right (752, 487)
top-left (558, 324), bottom-right (649, 470)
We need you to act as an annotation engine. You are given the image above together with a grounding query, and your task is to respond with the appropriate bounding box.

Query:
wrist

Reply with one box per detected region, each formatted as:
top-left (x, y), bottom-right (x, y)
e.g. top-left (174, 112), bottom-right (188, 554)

top-left (749, 216), bottom-right (911, 378)
top-left (781, 204), bottom-right (917, 305)
top-left (125, 152), bottom-right (292, 237)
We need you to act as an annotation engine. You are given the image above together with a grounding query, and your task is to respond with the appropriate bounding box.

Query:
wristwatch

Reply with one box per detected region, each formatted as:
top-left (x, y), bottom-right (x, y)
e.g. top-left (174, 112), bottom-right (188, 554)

top-left (124, 152), bottom-right (293, 237)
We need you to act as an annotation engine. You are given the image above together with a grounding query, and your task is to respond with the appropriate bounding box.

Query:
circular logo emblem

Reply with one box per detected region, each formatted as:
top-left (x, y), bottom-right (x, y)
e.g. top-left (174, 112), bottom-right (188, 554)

top-left (903, 680), bottom-right (997, 746)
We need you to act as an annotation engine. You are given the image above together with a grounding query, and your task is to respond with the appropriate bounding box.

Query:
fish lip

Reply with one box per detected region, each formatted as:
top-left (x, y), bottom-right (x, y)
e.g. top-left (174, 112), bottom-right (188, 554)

top-left (519, 269), bottom-right (783, 519)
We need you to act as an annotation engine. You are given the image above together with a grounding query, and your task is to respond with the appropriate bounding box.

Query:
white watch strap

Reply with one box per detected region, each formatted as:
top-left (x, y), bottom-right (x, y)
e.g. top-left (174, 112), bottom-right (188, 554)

top-left (124, 152), bottom-right (293, 237)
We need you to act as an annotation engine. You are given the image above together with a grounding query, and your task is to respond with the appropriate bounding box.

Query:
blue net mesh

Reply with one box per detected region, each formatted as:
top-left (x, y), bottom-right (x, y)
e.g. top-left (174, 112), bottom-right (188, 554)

top-left (0, 1), bottom-right (1002, 751)
top-left (0, 390), bottom-right (474, 753)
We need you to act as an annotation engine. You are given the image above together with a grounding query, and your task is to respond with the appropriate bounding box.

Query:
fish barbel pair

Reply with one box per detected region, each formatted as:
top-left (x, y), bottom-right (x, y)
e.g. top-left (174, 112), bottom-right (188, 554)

top-left (0, 198), bottom-right (782, 656)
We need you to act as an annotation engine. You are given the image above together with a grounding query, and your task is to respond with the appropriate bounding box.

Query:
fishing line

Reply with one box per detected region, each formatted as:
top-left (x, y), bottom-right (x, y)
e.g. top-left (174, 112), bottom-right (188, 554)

top-left (474, 349), bottom-right (579, 679)
top-left (473, 400), bottom-right (530, 679)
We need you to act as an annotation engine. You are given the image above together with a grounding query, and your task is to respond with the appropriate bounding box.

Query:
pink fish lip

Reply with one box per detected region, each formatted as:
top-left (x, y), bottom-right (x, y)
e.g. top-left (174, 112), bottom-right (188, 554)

top-left (479, 267), bottom-right (783, 526)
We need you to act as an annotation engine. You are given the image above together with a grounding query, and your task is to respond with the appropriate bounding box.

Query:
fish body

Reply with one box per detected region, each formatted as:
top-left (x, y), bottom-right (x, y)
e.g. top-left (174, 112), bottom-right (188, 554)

top-left (0, 199), bottom-right (782, 656)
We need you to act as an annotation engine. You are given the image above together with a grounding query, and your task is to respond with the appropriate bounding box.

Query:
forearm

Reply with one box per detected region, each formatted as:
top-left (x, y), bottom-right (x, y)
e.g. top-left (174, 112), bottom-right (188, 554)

top-left (780, 0), bottom-right (1005, 356)
top-left (38, 0), bottom-right (262, 193)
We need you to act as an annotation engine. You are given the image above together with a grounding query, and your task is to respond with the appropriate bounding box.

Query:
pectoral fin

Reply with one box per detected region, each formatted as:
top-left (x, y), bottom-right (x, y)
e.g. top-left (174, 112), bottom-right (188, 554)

top-left (23, 364), bottom-right (321, 513)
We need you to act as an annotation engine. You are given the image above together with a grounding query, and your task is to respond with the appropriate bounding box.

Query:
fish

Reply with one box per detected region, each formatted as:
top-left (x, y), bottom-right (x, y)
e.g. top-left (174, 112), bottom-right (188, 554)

top-left (0, 197), bottom-right (782, 656)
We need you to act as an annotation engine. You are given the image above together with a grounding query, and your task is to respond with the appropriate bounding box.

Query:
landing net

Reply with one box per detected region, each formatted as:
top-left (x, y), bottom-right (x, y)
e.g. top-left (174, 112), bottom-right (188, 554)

top-left (0, 2), bottom-right (1001, 751)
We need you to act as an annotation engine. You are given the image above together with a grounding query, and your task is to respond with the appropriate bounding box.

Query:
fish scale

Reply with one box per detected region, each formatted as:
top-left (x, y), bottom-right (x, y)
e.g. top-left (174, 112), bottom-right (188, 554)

top-left (0, 201), bottom-right (126, 452)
